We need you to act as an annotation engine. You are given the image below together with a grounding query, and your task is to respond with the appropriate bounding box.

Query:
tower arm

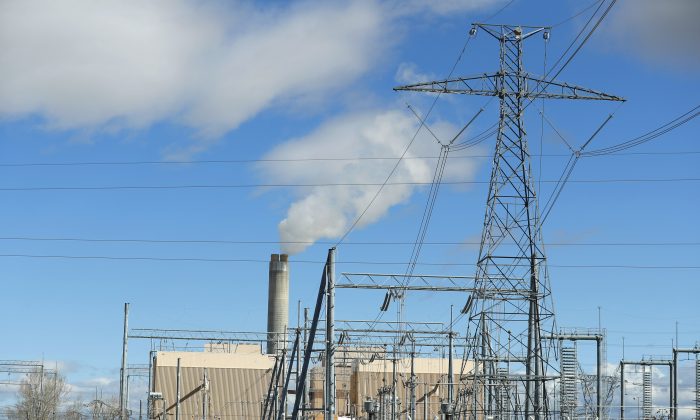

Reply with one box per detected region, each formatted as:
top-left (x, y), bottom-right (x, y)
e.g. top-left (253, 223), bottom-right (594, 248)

top-left (394, 73), bottom-right (624, 102)
top-left (523, 75), bottom-right (625, 101)
top-left (394, 73), bottom-right (500, 97)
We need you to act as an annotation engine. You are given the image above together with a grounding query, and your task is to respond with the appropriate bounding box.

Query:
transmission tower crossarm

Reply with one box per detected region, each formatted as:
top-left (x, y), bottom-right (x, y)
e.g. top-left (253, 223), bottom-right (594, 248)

top-left (473, 23), bottom-right (550, 41)
top-left (394, 73), bottom-right (500, 97)
top-left (525, 75), bottom-right (625, 101)
top-left (395, 73), bottom-right (624, 102)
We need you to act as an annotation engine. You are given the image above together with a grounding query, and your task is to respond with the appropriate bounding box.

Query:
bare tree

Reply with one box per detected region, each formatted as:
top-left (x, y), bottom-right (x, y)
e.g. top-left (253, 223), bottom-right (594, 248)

top-left (6, 370), bottom-right (69, 420)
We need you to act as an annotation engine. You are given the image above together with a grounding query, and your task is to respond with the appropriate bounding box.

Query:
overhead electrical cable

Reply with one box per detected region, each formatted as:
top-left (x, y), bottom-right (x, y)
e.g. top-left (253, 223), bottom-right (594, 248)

top-left (0, 150), bottom-right (697, 168)
top-left (1, 253), bottom-right (698, 269)
top-left (583, 105), bottom-right (700, 157)
top-left (550, 0), bottom-right (605, 28)
top-left (1, 177), bottom-right (699, 192)
top-left (0, 236), bottom-right (696, 247)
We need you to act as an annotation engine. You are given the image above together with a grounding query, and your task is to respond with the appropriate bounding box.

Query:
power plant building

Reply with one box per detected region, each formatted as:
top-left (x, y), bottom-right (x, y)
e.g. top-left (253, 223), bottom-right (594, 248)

top-left (150, 345), bottom-right (275, 419)
top-left (308, 356), bottom-right (470, 420)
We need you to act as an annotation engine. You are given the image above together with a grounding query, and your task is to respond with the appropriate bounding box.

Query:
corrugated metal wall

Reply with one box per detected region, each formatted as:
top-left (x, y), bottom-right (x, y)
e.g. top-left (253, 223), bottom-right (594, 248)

top-left (153, 363), bottom-right (273, 419)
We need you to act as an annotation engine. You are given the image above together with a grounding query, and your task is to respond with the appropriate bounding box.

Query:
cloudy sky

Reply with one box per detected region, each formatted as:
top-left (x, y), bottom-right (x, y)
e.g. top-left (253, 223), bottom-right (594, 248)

top-left (1, 0), bottom-right (699, 415)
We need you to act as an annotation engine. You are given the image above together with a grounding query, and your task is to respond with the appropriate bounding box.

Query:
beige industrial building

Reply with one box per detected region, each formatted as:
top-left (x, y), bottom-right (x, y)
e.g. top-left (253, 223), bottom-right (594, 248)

top-left (308, 356), bottom-right (473, 420)
top-left (151, 344), bottom-right (275, 419)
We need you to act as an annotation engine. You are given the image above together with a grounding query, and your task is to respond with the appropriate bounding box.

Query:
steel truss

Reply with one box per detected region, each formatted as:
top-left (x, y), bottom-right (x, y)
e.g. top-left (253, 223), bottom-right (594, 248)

top-left (0, 360), bottom-right (55, 386)
top-left (671, 347), bottom-right (700, 420)
top-left (620, 358), bottom-right (673, 420)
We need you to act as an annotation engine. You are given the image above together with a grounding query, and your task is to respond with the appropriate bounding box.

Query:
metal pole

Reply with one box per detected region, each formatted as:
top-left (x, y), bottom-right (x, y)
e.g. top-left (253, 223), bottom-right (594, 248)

top-left (392, 355), bottom-right (397, 420)
top-left (175, 358), bottom-right (181, 420)
top-left (325, 247), bottom-right (336, 420)
top-left (139, 400), bottom-right (142, 420)
top-left (423, 382), bottom-right (428, 420)
top-left (303, 307), bottom-right (309, 419)
top-left (620, 361), bottom-right (624, 420)
top-left (279, 331), bottom-right (300, 420)
top-left (120, 303), bottom-right (130, 420)
top-left (448, 333), bottom-right (454, 406)
top-left (448, 329), bottom-right (454, 420)
top-left (292, 256), bottom-right (329, 420)
top-left (410, 340), bottom-right (416, 420)
top-left (669, 362), bottom-right (673, 420)
top-left (672, 349), bottom-right (677, 420)
top-left (147, 351), bottom-right (154, 419)
top-left (202, 368), bottom-right (208, 420)
top-left (126, 374), bottom-right (130, 418)
top-left (596, 337), bottom-right (602, 420)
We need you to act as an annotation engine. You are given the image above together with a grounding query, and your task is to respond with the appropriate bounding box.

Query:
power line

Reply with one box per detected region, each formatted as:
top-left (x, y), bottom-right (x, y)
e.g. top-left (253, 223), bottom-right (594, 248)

top-left (0, 150), bottom-right (697, 168)
top-left (551, 0), bottom-right (605, 28)
top-left (1, 178), bottom-right (699, 191)
top-left (583, 105), bottom-right (700, 156)
top-left (0, 253), bottom-right (698, 269)
top-left (0, 236), bottom-right (697, 247)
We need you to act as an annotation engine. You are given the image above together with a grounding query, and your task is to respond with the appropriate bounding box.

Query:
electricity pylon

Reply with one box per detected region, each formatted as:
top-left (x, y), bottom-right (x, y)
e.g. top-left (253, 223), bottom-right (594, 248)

top-left (395, 24), bottom-right (624, 420)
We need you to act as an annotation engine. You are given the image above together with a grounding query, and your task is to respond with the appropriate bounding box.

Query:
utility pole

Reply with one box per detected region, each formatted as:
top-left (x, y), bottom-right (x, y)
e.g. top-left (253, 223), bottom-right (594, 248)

top-left (325, 247), bottom-right (336, 420)
top-left (395, 23), bottom-right (623, 420)
top-left (147, 351), bottom-right (155, 419)
top-left (423, 382), bottom-right (428, 420)
top-left (620, 361), bottom-right (624, 420)
top-left (410, 340), bottom-right (416, 420)
top-left (175, 358), bottom-right (181, 420)
top-left (445, 315), bottom-right (454, 420)
top-left (303, 307), bottom-right (309, 419)
top-left (202, 368), bottom-right (209, 420)
top-left (391, 353), bottom-right (397, 420)
top-left (119, 303), bottom-right (130, 420)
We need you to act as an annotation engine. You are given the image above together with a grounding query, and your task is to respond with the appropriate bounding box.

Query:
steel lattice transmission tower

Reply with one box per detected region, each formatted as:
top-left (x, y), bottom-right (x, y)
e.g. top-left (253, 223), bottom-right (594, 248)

top-left (395, 23), bottom-right (623, 420)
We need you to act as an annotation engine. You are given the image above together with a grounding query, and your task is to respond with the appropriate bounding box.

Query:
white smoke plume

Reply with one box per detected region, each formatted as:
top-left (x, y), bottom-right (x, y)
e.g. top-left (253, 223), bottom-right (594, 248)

top-left (259, 109), bottom-right (483, 254)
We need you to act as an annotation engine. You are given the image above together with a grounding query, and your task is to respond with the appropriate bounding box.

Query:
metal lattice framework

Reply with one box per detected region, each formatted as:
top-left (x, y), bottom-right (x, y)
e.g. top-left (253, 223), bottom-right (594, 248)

top-left (642, 369), bottom-right (652, 420)
top-left (396, 23), bottom-right (623, 420)
top-left (696, 357), bottom-right (699, 420)
top-left (560, 346), bottom-right (578, 419)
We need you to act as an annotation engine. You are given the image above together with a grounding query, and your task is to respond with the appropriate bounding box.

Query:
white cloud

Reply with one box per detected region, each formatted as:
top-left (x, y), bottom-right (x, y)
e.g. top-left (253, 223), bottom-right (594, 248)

top-left (395, 62), bottom-right (436, 85)
top-left (0, 0), bottom-right (386, 138)
top-left (259, 109), bottom-right (483, 254)
top-left (607, 0), bottom-right (700, 68)
top-left (0, 0), bottom-right (507, 155)
top-left (386, 0), bottom-right (508, 17)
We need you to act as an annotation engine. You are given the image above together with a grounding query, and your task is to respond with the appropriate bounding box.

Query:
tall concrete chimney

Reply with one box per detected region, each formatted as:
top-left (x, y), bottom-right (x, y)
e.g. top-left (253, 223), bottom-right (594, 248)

top-left (267, 253), bottom-right (289, 355)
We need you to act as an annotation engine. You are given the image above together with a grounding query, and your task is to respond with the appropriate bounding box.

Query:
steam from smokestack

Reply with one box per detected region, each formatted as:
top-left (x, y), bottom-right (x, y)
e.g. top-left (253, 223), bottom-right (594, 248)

top-left (258, 109), bottom-right (482, 254)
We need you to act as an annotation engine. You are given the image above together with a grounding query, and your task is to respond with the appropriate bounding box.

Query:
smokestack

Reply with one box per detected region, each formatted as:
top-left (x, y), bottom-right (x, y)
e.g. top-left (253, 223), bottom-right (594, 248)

top-left (267, 253), bottom-right (289, 355)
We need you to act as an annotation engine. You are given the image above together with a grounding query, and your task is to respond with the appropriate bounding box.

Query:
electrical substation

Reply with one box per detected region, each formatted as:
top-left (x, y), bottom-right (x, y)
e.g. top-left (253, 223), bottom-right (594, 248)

top-left (2, 3), bottom-right (699, 419)
top-left (102, 22), bottom-right (700, 420)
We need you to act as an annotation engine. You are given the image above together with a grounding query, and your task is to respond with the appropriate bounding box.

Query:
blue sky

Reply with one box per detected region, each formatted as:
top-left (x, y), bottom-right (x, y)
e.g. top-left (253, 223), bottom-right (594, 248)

top-left (0, 0), bottom-right (698, 414)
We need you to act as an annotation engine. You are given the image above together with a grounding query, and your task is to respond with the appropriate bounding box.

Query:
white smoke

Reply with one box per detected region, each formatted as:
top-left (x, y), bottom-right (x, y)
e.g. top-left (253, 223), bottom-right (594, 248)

top-left (259, 109), bottom-right (483, 254)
